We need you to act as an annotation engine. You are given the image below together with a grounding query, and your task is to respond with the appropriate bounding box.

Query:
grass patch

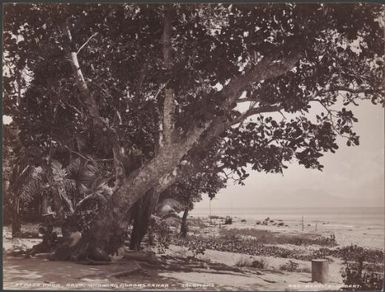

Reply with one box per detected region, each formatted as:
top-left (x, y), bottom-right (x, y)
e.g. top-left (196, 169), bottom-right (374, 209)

top-left (220, 228), bottom-right (337, 246)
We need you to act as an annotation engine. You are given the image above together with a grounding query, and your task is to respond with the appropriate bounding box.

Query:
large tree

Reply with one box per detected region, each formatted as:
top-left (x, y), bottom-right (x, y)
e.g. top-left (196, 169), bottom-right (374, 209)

top-left (3, 3), bottom-right (384, 260)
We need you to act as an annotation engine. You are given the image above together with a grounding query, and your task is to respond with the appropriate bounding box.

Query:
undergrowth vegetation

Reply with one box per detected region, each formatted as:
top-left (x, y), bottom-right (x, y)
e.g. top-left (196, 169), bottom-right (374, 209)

top-left (279, 260), bottom-right (311, 273)
top-left (220, 228), bottom-right (337, 246)
top-left (339, 245), bottom-right (384, 291)
top-left (235, 256), bottom-right (268, 269)
top-left (173, 234), bottom-right (384, 265)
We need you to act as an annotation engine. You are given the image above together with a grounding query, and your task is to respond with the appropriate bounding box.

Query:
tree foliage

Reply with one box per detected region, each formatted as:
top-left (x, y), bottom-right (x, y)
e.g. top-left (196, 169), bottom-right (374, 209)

top-left (4, 3), bottom-right (383, 172)
top-left (3, 3), bottom-right (384, 256)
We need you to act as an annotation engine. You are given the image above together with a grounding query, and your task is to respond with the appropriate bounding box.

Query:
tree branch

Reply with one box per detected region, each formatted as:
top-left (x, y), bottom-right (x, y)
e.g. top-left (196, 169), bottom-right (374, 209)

top-left (112, 143), bottom-right (126, 192)
top-left (64, 23), bottom-right (125, 190)
top-left (77, 32), bottom-right (98, 54)
top-left (65, 25), bottom-right (102, 126)
top-left (221, 52), bottom-right (302, 110)
top-left (237, 97), bottom-right (259, 103)
top-left (159, 41), bottom-right (301, 181)
top-left (161, 7), bottom-right (173, 70)
top-left (161, 7), bottom-right (175, 146)
top-left (163, 88), bottom-right (175, 145)
top-left (230, 105), bottom-right (283, 126)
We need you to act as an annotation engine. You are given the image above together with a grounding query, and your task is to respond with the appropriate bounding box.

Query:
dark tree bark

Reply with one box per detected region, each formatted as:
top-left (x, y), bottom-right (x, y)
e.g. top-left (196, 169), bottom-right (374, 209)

top-left (180, 207), bottom-right (189, 238)
top-left (11, 198), bottom-right (21, 237)
top-left (9, 164), bottom-right (31, 237)
top-left (129, 189), bottom-right (159, 250)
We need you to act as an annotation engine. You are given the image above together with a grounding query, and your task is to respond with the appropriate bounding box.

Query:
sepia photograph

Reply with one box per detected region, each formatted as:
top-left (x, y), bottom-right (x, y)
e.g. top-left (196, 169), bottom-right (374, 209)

top-left (2, 2), bottom-right (384, 291)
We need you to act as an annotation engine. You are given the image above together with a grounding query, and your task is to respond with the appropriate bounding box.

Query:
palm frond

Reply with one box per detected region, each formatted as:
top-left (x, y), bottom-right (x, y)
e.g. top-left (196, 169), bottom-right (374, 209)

top-left (51, 160), bottom-right (67, 182)
top-left (18, 166), bottom-right (44, 203)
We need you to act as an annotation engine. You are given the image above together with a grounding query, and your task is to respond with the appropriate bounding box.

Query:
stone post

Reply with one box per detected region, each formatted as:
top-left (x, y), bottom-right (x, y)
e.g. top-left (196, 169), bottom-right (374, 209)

top-left (312, 259), bottom-right (329, 284)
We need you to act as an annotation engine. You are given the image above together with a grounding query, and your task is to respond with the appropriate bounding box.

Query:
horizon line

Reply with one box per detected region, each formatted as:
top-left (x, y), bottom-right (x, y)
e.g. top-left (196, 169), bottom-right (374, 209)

top-left (192, 206), bottom-right (385, 209)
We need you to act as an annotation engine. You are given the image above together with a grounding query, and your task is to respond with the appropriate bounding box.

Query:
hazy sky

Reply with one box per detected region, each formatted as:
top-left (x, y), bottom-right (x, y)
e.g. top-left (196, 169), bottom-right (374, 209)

top-left (195, 102), bottom-right (384, 210)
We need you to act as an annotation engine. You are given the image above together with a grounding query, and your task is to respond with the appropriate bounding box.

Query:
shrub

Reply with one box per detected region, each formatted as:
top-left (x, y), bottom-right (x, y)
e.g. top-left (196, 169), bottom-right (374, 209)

top-left (209, 215), bottom-right (222, 220)
top-left (235, 256), bottom-right (267, 269)
top-left (338, 245), bottom-right (383, 263)
top-left (235, 256), bottom-right (253, 267)
top-left (188, 243), bottom-right (206, 259)
top-left (148, 216), bottom-right (172, 254)
top-left (340, 245), bottom-right (384, 290)
top-left (280, 260), bottom-right (299, 272)
top-left (185, 239), bottom-right (206, 259)
top-left (251, 258), bottom-right (268, 269)
top-left (224, 216), bottom-right (233, 225)
top-left (341, 261), bottom-right (384, 290)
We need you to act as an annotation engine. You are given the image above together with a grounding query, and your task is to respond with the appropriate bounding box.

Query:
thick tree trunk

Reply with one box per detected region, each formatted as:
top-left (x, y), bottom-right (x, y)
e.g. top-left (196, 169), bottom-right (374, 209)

top-left (129, 189), bottom-right (159, 250)
top-left (9, 165), bottom-right (30, 237)
top-left (111, 126), bottom-right (209, 221)
top-left (180, 208), bottom-right (189, 238)
top-left (12, 197), bottom-right (21, 237)
top-left (41, 194), bottom-right (49, 215)
top-left (55, 135), bottom-right (206, 260)
top-left (52, 203), bottom-right (127, 261)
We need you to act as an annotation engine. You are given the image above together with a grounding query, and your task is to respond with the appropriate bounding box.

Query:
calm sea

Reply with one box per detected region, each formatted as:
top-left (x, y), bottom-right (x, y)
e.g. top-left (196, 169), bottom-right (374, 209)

top-left (190, 206), bottom-right (384, 228)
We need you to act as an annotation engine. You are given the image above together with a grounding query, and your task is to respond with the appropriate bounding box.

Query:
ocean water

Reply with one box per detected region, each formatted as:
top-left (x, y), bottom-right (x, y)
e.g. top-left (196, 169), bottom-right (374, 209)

top-left (190, 207), bottom-right (385, 249)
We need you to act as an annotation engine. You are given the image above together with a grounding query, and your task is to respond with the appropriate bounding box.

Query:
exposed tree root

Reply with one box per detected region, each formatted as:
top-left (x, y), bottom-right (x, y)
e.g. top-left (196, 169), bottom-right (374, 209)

top-left (122, 251), bottom-right (159, 264)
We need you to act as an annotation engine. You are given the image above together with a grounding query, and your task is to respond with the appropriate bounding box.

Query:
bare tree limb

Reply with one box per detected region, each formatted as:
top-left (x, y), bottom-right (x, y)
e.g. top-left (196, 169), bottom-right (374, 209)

top-left (278, 110), bottom-right (287, 119)
top-left (64, 23), bottom-right (125, 190)
top-left (77, 32), bottom-right (98, 54)
top-left (161, 7), bottom-right (175, 146)
top-left (163, 88), bottom-right (175, 145)
top-left (161, 7), bottom-right (173, 70)
top-left (112, 143), bottom-right (126, 192)
top-left (65, 25), bottom-right (102, 126)
top-left (154, 82), bottom-right (168, 100)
